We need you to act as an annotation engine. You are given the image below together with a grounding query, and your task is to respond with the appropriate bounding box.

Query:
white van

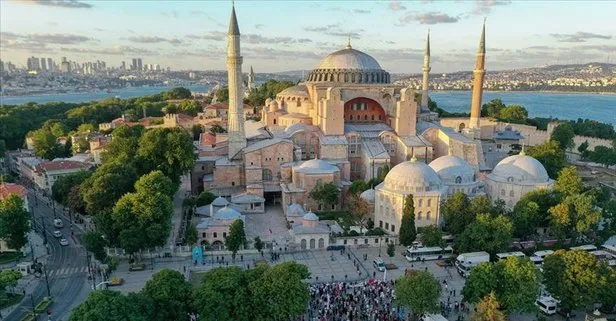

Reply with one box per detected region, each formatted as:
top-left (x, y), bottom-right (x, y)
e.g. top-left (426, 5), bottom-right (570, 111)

top-left (14, 262), bottom-right (34, 276)
top-left (53, 218), bottom-right (64, 228)
top-left (373, 258), bottom-right (386, 272)
top-left (536, 296), bottom-right (558, 315)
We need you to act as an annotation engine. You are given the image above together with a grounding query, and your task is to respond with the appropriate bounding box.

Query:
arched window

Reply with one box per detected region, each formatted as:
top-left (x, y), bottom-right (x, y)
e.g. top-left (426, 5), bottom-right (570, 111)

top-left (301, 239), bottom-right (306, 250)
top-left (501, 189), bottom-right (506, 196)
top-left (456, 176), bottom-right (462, 184)
top-left (417, 211), bottom-right (422, 220)
top-left (426, 211), bottom-right (431, 220)
top-left (418, 199), bottom-right (423, 207)
top-left (364, 115), bottom-right (368, 120)
top-left (318, 238), bottom-right (325, 249)
top-left (310, 239), bottom-right (316, 249)
top-left (427, 199), bottom-right (432, 207)
top-left (262, 169), bottom-right (273, 181)
top-left (509, 190), bottom-right (515, 197)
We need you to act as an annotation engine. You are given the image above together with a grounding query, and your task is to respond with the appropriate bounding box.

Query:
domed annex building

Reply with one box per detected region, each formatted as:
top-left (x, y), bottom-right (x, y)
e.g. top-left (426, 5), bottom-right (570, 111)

top-left (485, 150), bottom-right (553, 207)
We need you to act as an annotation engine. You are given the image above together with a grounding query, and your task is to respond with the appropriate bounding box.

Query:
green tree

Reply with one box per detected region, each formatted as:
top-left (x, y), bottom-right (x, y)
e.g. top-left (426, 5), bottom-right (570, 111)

top-left (471, 292), bottom-right (506, 321)
top-left (101, 125), bottom-right (144, 164)
top-left (178, 101), bottom-right (200, 116)
top-left (549, 194), bottom-right (601, 241)
top-left (226, 220), bottom-right (247, 260)
top-left (551, 123), bottom-right (576, 151)
top-left (67, 185), bottom-right (87, 215)
top-left (349, 180), bottom-right (369, 195)
top-left (527, 140), bottom-right (566, 179)
top-left (387, 242), bottom-right (396, 263)
top-left (481, 99), bottom-right (505, 118)
top-left (543, 249), bottom-right (605, 311)
top-left (215, 86), bottom-right (229, 102)
top-left (195, 191), bottom-right (216, 207)
top-left (395, 271), bottom-right (441, 321)
top-left (441, 192), bottom-right (473, 235)
top-left (309, 182), bottom-right (339, 211)
top-left (52, 170), bottom-right (91, 205)
top-left (185, 223), bottom-right (198, 246)
top-left (462, 262), bottom-right (497, 304)
top-left (377, 164), bottom-right (390, 182)
top-left (347, 194), bottom-right (371, 233)
top-left (0, 269), bottom-right (22, 298)
top-left (471, 195), bottom-right (495, 217)
top-left (513, 189), bottom-right (560, 228)
top-left (253, 236), bottom-right (264, 253)
top-left (498, 105), bottom-right (528, 123)
top-left (249, 261), bottom-right (310, 320)
top-left (82, 231), bottom-right (108, 262)
top-left (209, 124), bottom-right (226, 133)
top-left (134, 170), bottom-right (176, 198)
top-left (399, 194), bottom-right (417, 246)
top-left (511, 201), bottom-right (541, 239)
top-left (31, 127), bottom-right (63, 160)
top-left (554, 166), bottom-right (583, 198)
top-left (0, 139), bottom-right (5, 156)
top-left (588, 145), bottom-right (616, 168)
top-left (457, 214), bottom-right (513, 257)
top-left (577, 140), bottom-right (590, 158)
top-left (69, 290), bottom-right (151, 321)
top-left (81, 161), bottom-right (138, 215)
top-left (0, 195), bottom-right (31, 251)
top-left (420, 225), bottom-right (444, 247)
top-left (141, 269), bottom-right (194, 321)
top-left (137, 127), bottom-right (195, 184)
top-left (162, 87), bottom-right (192, 100)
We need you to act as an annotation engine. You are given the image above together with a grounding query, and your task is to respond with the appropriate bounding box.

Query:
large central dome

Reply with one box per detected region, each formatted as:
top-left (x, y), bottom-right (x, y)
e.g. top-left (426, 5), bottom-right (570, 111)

top-left (306, 44), bottom-right (390, 84)
top-left (317, 48), bottom-right (382, 70)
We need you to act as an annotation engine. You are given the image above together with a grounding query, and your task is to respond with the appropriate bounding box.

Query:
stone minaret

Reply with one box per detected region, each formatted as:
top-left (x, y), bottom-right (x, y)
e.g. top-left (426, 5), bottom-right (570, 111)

top-left (469, 20), bottom-right (486, 129)
top-left (248, 66), bottom-right (255, 91)
top-left (421, 30), bottom-right (431, 112)
top-left (226, 4), bottom-right (246, 159)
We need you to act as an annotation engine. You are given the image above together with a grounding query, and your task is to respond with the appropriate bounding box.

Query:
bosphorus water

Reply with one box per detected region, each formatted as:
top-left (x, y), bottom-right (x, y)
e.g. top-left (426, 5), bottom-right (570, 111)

top-left (1, 87), bottom-right (614, 125)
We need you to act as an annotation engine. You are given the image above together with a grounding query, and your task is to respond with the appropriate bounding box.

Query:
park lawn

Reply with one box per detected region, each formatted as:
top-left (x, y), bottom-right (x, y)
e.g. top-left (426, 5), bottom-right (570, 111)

top-left (0, 293), bottom-right (24, 309)
top-left (316, 211), bottom-right (353, 229)
top-left (0, 251), bottom-right (23, 265)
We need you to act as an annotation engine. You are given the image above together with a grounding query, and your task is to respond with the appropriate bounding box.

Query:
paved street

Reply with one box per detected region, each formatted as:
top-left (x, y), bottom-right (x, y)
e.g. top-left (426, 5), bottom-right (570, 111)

top-left (4, 190), bottom-right (90, 321)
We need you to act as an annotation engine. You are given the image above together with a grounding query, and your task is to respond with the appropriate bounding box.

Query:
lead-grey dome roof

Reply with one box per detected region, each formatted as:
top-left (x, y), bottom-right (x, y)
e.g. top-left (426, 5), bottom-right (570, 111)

top-left (317, 48), bottom-right (382, 70)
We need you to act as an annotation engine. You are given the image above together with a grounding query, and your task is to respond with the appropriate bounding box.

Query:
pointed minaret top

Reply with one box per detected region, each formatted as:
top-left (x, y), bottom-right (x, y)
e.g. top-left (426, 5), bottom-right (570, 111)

top-left (346, 35), bottom-right (352, 49)
top-left (228, 3), bottom-right (240, 36)
top-left (250, 65), bottom-right (254, 75)
top-left (425, 29), bottom-right (431, 56)
top-left (478, 18), bottom-right (486, 54)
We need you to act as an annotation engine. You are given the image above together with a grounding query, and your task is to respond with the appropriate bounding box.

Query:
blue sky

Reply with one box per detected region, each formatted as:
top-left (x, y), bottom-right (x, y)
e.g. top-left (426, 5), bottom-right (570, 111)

top-left (1, 0), bottom-right (615, 73)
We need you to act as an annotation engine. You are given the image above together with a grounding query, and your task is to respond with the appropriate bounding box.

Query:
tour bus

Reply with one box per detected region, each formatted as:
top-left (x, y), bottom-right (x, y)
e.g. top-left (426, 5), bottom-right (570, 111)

top-left (421, 314), bottom-right (449, 321)
top-left (530, 250), bottom-right (554, 267)
top-left (455, 251), bottom-right (490, 277)
top-left (405, 245), bottom-right (454, 262)
top-left (495, 251), bottom-right (526, 261)
top-left (570, 244), bottom-right (598, 252)
top-left (536, 295), bottom-right (559, 315)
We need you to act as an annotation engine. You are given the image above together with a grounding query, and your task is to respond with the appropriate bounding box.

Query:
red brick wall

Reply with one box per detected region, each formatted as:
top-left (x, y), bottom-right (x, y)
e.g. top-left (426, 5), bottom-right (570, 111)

top-left (344, 97), bottom-right (387, 123)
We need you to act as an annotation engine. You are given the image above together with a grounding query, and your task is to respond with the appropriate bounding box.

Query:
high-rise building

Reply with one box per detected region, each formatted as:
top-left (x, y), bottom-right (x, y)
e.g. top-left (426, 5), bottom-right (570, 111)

top-left (0, 60), bottom-right (4, 74)
top-left (226, 4), bottom-right (247, 159)
top-left (27, 56), bottom-right (40, 71)
top-left (153, 64), bottom-right (160, 71)
top-left (137, 58), bottom-right (143, 71)
top-left (47, 58), bottom-right (54, 71)
top-left (41, 58), bottom-right (47, 71)
top-left (121, 61), bottom-right (126, 70)
top-left (132, 58), bottom-right (137, 70)
top-left (60, 57), bottom-right (71, 73)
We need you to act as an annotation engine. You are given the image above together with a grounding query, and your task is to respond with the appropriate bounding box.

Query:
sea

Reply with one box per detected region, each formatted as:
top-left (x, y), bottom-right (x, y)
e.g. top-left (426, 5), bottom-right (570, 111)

top-left (1, 87), bottom-right (614, 125)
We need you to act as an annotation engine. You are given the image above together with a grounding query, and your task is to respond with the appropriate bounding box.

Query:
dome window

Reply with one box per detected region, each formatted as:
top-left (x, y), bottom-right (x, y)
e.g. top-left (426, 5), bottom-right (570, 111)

top-left (455, 176), bottom-right (462, 184)
top-left (507, 176), bottom-right (514, 182)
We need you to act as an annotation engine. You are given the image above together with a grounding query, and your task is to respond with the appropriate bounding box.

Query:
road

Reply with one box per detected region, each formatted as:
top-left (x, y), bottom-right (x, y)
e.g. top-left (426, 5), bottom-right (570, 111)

top-left (5, 190), bottom-right (90, 321)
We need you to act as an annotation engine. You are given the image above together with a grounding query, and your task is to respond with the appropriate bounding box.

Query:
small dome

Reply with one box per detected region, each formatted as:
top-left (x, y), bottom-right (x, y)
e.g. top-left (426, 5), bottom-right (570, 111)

top-left (491, 153), bottom-right (550, 184)
top-left (287, 204), bottom-right (306, 217)
top-left (278, 84), bottom-right (308, 97)
top-left (317, 48), bottom-right (382, 70)
top-left (429, 155), bottom-right (475, 185)
top-left (384, 157), bottom-right (442, 193)
top-left (213, 206), bottom-right (242, 220)
top-left (211, 196), bottom-right (229, 207)
top-left (303, 211), bottom-right (319, 221)
top-left (360, 188), bottom-right (376, 203)
top-left (296, 159), bottom-right (339, 174)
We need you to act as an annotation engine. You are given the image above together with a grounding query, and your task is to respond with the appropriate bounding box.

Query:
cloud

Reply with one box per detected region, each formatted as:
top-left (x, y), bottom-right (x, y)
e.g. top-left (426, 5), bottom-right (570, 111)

top-left (303, 24), bottom-right (364, 39)
top-left (161, 10), bottom-right (179, 19)
top-left (243, 34), bottom-right (312, 45)
top-left (1, 32), bottom-right (94, 45)
top-left (126, 36), bottom-right (182, 45)
top-left (400, 12), bottom-right (460, 25)
top-left (388, 1), bottom-right (407, 11)
top-left (472, 0), bottom-right (511, 15)
top-left (245, 47), bottom-right (323, 60)
top-left (353, 9), bottom-right (370, 14)
top-left (23, 0), bottom-right (92, 9)
top-left (59, 46), bottom-right (156, 56)
top-left (255, 24), bottom-right (265, 29)
top-left (550, 32), bottom-right (612, 43)
top-left (184, 31), bottom-right (226, 41)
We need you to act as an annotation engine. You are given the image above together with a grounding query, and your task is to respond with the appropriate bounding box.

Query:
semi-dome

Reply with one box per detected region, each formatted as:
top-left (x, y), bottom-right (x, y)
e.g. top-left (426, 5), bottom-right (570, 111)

top-left (491, 152), bottom-right (550, 184)
top-left (306, 44), bottom-right (390, 84)
top-left (429, 155), bottom-right (476, 184)
top-left (360, 188), bottom-right (376, 203)
top-left (213, 206), bottom-right (242, 220)
top-left (295, 159), bottom-right (339, 174)
top-left (384, 157), bottom-right (442, 193)
top-left (278, 84), bottom-right (309, 97)
top-left (211, 196), bottom-right (229, 207)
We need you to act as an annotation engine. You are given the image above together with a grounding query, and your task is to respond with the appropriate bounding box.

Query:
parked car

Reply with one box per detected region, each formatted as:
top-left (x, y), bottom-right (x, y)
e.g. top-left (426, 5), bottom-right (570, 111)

top-left (53, 219), bottom-right (64, 228)
top-left (52, 230), bottom-right (62, 238)
top-left (373, 258), bottom-right (386, 272)
top-left (59, 238), bottom-right (69, 246)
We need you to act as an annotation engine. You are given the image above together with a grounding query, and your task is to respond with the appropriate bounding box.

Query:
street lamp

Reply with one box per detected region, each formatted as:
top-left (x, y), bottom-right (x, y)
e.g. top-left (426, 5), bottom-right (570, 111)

top-left (43, 265), bottom-right (51, 297)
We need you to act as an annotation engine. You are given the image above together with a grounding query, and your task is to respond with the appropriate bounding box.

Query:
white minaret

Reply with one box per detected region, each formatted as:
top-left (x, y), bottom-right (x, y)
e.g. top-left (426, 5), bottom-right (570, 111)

top-left (421, 30), bottom-right (431, 112)
top-left (248, 66), bottom-right (255, 91)
top-left (226, 4), bottom-right (246, 159)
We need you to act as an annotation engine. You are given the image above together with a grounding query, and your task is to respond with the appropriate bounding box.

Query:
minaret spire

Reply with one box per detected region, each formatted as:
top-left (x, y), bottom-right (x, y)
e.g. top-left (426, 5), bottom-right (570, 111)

top-left (469, 20), bottom-right (486, 130)
top-left (226, 3), bottom-right (246, 158)
top-left (420, 29), bottom-right (431, 112)
top-left (346, 35), bottom-right (352, 49)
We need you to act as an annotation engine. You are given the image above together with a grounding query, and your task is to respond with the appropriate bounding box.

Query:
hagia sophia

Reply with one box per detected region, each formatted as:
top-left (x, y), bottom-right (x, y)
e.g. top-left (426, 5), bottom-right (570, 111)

top-left (192, 5), bottom-right (554, 248)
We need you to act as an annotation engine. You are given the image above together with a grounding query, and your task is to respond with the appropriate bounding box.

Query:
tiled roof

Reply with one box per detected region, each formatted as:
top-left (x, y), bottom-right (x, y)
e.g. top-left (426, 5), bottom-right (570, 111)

top-left (38, 160), bottom-right (90, 172)
top-left (0, 183), bottom-right (27, 200)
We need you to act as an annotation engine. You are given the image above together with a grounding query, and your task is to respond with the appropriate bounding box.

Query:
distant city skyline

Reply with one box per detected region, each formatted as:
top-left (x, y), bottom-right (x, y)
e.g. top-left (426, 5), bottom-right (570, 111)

top-left (1, 0), bottom-right (615, 73)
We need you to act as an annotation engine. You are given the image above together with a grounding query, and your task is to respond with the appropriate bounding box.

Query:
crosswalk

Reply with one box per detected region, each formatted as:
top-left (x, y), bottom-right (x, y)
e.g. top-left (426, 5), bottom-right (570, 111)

top-left (48, 266), bottom-right (88, 277)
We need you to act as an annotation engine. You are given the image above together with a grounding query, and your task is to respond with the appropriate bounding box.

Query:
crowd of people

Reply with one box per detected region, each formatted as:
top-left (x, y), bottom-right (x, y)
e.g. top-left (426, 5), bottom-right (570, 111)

top-left (307, 279), bottom-right (405, 321)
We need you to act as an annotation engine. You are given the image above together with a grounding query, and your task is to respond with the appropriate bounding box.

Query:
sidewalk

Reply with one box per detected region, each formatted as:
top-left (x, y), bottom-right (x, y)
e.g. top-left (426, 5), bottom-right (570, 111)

top-left (167, 175), bottom-right (190, 248)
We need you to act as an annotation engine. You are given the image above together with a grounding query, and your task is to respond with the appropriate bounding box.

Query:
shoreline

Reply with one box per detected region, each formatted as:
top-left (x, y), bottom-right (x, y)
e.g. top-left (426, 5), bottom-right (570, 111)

top-left (432, 90), bottom-right (616, 96)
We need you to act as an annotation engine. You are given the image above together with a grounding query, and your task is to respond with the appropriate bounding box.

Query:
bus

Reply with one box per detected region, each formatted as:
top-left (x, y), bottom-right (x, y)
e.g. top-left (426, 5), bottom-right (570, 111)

top-left (495, 251), bottom-right (526, 261)
top-left (530, 250), bottom-right (554, 267)
top-left (406, 246), bottom-right (454, 262)
top-left (570, 244), bottom-right (597, 252)
top-left (455, 251), bottom-right (490, 277)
